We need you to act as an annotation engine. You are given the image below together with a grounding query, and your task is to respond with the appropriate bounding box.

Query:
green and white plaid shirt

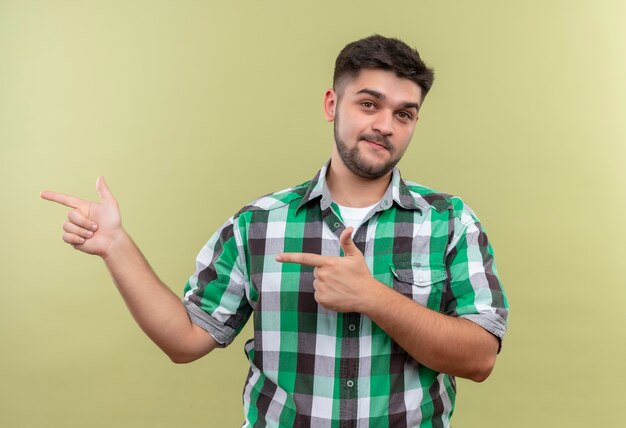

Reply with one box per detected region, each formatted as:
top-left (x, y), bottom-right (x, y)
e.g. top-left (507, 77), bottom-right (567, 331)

top-left (183, 161), bottom-right (508, 428)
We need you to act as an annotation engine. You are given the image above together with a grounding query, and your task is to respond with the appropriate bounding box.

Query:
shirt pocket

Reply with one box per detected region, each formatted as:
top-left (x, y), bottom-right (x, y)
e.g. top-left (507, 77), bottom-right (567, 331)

top-left (389, 262), bottom-right (447, 311)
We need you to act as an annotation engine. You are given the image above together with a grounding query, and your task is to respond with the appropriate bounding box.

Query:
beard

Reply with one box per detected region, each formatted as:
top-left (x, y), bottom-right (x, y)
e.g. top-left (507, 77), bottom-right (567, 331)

top-left (334, 113), bottom-right (402, 179)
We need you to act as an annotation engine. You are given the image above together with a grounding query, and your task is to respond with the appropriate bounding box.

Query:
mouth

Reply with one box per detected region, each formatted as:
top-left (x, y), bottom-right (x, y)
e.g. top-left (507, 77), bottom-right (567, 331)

top-left (361, 138), bottom-right (390, 152)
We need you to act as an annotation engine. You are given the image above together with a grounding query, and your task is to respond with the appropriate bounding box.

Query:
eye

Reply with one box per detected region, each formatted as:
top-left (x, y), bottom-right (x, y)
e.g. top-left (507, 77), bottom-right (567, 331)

top-left (396, 111), bottom-right (413, 121)
top-left (361, 101), bottom-right (376, 110)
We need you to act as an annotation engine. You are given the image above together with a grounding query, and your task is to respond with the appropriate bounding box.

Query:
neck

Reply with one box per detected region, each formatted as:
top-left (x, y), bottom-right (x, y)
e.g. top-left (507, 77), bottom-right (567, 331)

top-left (326, 151), bottom-right (392, 208)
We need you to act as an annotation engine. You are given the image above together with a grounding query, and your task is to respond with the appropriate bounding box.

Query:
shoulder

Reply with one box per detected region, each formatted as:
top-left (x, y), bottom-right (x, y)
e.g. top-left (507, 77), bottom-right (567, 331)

top-left (232, 180), bottom-right (311, 219)
top-left (402, 178), bottom-right (479, 226)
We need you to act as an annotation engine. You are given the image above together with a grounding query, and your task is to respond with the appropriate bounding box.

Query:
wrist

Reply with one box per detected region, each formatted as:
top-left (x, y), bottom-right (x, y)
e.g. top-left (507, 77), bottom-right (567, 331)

top-left (101, 227), bottom-right (131, 263)
top-left (357, 277), bottom-right (389, 316)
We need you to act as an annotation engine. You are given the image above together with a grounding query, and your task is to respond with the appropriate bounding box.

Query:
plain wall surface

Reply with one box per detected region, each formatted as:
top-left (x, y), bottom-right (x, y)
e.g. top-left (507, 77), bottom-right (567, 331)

top-left (1, 1), bottom-right (625, 427)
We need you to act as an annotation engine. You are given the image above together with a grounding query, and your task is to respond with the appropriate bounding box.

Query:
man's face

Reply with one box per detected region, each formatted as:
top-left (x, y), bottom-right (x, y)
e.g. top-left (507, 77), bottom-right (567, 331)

top-left (325, 69), bottom-right (423, 179)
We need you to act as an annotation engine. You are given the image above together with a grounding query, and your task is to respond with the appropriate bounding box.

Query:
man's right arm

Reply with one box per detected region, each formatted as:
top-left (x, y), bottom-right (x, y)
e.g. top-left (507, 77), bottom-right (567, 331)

top-left (41, 177), bottom-right (219, 363)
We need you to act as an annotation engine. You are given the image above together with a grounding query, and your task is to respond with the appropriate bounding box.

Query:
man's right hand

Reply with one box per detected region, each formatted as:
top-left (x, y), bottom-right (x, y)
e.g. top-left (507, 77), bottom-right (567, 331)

top-left (40, 176), bottom-right (219, 362)
top-left (41, 176), bottom-right (122, 258)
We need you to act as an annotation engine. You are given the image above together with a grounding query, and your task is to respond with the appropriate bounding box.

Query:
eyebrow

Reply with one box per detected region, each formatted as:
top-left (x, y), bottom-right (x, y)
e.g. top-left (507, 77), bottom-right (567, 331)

top-left (355, 88), bottom-right (421, 111)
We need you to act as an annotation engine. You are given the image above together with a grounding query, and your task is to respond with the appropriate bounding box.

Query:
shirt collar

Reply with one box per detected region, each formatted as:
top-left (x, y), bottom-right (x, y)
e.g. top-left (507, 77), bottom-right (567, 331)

top-left (296, 160), bottom-right (451, 214)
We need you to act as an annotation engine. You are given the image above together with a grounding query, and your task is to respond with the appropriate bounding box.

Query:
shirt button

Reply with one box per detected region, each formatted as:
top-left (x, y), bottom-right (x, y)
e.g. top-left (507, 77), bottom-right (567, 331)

top-left (333, 222), bottom-right (340, 228)
top-left (346, 380), bottom-right (354, 388)
top-left (348, 324), bottom-right (356, 332)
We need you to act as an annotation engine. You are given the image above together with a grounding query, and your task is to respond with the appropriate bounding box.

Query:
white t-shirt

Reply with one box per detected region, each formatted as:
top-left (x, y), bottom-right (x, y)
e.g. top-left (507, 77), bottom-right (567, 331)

top-left (336, 202), bottom-right (379, 236)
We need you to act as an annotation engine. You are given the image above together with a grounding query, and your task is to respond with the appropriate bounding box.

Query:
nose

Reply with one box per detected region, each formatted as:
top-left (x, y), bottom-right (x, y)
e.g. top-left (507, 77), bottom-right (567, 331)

top-left (371, 110), bottom-right (393, 136)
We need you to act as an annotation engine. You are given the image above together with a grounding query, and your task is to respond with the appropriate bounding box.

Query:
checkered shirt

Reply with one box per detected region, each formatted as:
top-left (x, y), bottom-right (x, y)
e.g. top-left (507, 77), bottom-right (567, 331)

top-left (183, 161), bottom-right (508, 428)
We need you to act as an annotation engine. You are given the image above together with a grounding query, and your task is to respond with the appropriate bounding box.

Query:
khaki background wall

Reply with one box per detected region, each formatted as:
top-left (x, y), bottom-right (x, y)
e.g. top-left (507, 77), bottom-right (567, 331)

top-left (1, 1), bottom-right (624, 427)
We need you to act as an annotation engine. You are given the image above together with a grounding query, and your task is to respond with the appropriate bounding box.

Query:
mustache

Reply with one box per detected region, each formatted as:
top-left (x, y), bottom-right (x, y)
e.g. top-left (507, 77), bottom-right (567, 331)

top-left (359, 133), bottom-right (392, 151)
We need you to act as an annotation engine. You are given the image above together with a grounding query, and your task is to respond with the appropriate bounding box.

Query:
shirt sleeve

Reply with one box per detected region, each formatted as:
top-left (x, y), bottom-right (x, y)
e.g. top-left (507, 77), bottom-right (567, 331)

top-left (182, 216), bottom-right (252, 348)
top-left (444, 213), bottom-right (509, 350)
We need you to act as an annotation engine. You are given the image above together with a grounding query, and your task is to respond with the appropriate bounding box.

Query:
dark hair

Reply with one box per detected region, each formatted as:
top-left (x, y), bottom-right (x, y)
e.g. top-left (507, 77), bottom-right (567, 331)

top-left (333, 34), bottom-right (435, 98)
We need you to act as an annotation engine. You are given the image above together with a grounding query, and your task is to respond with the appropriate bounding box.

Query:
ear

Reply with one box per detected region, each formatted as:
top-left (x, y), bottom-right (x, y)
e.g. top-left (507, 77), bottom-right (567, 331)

top-left (323, 89), bottom-right (337, 122)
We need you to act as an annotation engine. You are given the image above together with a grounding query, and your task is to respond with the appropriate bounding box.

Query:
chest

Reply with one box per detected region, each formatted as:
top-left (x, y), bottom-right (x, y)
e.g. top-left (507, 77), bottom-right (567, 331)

top-left (243, 206), bottom-right (452, 312)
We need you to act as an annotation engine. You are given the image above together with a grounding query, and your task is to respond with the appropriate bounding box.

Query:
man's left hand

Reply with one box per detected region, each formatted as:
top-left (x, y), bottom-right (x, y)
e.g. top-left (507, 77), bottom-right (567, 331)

top-left (276, 227), bottom-right (379, 312)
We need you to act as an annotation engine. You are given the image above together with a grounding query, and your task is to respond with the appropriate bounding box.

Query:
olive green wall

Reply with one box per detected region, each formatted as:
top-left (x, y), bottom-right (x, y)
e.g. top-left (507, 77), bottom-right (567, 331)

top-left (1, 1), bottom-right (624, 427)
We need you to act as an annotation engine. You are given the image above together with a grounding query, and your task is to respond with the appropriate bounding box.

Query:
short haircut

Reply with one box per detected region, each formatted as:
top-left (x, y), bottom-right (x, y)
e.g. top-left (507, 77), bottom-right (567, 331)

top-left (333, 34), bottom-right (435, 98)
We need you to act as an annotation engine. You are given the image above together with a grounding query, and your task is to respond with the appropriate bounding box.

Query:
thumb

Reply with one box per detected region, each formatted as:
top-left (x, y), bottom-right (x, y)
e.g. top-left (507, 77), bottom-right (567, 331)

top-left (339, 227), bottom-right (359, 257)
top-left (96, 176), bottom-right (114, 201)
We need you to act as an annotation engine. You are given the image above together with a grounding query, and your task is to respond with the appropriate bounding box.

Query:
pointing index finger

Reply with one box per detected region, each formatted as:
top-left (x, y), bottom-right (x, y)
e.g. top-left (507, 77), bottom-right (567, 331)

top-left (276, 252), bottom-right (326, 267)
top-left (40, 190), bottom-right (84, 209)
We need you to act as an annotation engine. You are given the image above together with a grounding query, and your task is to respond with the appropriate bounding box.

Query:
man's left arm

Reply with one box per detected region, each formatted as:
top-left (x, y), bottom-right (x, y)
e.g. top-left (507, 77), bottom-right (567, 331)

top-left (276, 223), bottom-right (508, 383)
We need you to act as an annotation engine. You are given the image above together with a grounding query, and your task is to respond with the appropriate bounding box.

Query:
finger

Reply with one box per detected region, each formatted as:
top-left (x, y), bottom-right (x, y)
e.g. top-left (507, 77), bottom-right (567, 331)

top-left (96, 176), bottom-right (114, 201)
top-left (276, 252), bottom-right (326, 267)
top-left (63, 232), bottom-right (86, 245)
top-left (63, 221), bottom-right (95, 239)
top-left (68, 209), bottom-right (98, 231)
top-left (339, 227), bottom-right (360, 257)
top-left (40, 191), bottom-right (84, 209)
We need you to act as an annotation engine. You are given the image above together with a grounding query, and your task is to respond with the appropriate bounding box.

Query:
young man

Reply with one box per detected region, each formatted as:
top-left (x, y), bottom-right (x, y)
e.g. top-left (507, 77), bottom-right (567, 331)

top-left (42, 35), bottom-right (508, 427)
